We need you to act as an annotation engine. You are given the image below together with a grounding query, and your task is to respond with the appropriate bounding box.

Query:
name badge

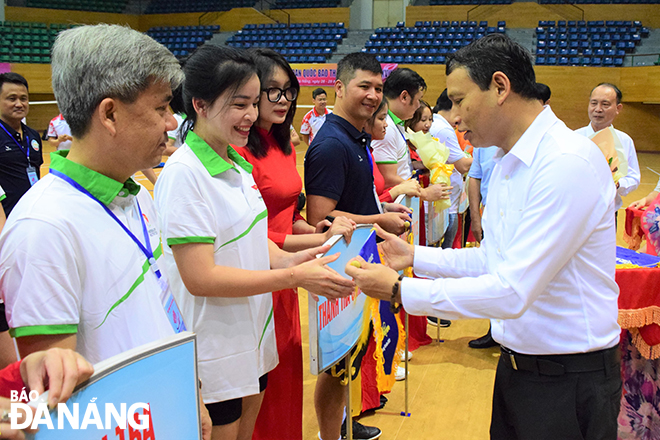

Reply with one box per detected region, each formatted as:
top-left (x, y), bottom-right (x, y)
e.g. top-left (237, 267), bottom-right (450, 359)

top-left (26, 165), bottom-right (38, 186)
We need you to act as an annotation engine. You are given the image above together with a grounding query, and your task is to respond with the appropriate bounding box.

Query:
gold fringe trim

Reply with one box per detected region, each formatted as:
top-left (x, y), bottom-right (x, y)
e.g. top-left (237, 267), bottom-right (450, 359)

top-left (368, 297), bottom-right (407, 393)
top-left (622, 216), bottom-right (643, 251)
top-left (618, 306), bottom-right (660, 329)
top-left (630, 328), bottom-right (660, 360)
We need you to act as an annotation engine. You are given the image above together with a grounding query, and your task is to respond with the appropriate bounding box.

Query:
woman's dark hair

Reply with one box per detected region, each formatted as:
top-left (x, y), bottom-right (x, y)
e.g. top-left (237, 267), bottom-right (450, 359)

top-left (365, 97), bottom-right (388, 131)
top-left (246, 47), bottom-right (300, 158)
top-left (170, 84), bottom-right (185, 115)
top-left (405, 100), bottom-right (431, 131)
top-left (181, 45), bottom-right (257, 140)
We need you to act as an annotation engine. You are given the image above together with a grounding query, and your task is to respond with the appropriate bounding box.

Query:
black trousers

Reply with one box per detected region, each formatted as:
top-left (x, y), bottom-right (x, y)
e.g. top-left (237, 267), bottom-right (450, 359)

top-left (490, 347), bottom-right (622, 440)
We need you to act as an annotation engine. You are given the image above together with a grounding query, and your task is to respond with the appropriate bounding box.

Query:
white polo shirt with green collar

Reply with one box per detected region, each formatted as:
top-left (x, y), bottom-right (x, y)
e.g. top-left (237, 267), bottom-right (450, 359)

top-left (155, 131), bottom-right (277, 404)
top-left (371, 110), bottom-right (413, 180)
top-left (0, 151), bottom-right (175, 364)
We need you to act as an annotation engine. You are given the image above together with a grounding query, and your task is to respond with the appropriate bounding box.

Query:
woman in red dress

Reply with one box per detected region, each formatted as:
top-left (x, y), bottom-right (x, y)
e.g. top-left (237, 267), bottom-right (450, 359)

top-left (235, 48), bottom-right (354, 440)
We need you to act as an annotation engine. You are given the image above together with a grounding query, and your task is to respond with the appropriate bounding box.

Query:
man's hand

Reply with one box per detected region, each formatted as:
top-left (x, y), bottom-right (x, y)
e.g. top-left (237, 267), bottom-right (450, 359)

top-left (383, 203), bottom-right (412, 215)
top-left (375, 212), bottom-right (412, 235)
top-left (323, 216), bottom-right (357, 244)
top-left (629, 196), bottom-right (654, 210)
top-left (292, 253), bottom-right (355, 299)
top-left (421, 183), bottom-right (452, 202)
top-left (390, 179), bottom-right (422, 199)
top-left (369, 224), bottom-right (415, 271)
top-left (345, 256), bottom-right (400, 302)
top-left (471, 216), bottom-right (483, 243)
top-left (20, 348), bottom-right (94, 409)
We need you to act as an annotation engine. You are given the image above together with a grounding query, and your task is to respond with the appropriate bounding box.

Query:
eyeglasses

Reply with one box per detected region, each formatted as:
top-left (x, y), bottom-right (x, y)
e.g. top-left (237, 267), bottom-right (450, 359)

top-left (263, 87), bottom-right (298, 103)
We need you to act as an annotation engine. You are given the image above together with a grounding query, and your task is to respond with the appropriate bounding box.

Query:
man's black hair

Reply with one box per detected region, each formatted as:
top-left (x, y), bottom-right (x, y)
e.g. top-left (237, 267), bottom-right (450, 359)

top-left (446, 34), bottom-right (537, 100)
top-left (312, 88), bottom-right (327, 99)
top-left (383, 67), bottom-right (427, 101)
top-left (535, 83), bottom-right (551, 104)
top-left (433, 89), bottom-right (452, 113)
top-left (336, 52), bottom-right (382, 85)
top-left (0, 72), bottom-right (29, 92)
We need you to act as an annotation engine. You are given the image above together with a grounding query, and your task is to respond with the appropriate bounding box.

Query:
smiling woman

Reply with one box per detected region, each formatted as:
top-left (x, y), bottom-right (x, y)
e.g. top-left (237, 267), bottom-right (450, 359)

top-left (234, 48), bottom-right (357, 440)
top-left (154, 45), bottom-right (355, 440)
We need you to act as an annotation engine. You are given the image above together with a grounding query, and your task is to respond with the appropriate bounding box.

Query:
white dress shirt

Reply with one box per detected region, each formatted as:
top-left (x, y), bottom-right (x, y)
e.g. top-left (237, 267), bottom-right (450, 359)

top-left (402, 107), bottom-right (620, 355)
top-left (575, 123), bottom-right (640, 211)
top-left (430, 114), bottom-right (465, 214)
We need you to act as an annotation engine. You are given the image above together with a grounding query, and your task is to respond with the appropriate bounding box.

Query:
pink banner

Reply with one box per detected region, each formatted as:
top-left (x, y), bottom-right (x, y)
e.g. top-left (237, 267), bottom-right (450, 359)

top-left (0, 63), bottom-right (11, 74)
top-left (292, 64), bottom-right (338, 87)
top-left (293, 63), bottom-right (400, 87)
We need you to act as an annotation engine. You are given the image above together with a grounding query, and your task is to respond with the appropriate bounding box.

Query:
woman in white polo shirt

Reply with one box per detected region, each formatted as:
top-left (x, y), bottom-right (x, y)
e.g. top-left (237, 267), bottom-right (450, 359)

top-left (154, 45), bottom-right (354, 440)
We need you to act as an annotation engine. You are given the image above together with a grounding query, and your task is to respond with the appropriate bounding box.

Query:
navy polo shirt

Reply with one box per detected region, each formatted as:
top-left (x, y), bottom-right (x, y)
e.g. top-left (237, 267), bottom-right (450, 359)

top-left (0, 120), bottom-right (43, 216)
top-left (304, 113), bottom-right (380, 216)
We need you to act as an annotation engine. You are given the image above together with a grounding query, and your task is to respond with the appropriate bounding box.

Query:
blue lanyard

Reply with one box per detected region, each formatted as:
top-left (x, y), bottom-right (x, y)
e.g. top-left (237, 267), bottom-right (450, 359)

top-left (395, 123), bottom-right (407, 144)
top-left (49, 168), bottom-right (187, 333)
top-left (0, 121), bottom-right (30, 162)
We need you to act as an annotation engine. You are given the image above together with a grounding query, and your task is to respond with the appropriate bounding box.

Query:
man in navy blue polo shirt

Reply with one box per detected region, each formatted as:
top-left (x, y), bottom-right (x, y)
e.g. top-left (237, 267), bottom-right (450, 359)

top-left (0, 73), bottom-right (43, 217)
top-left (305, 52), bottom-right (411, 440)
top-left (305, 55), bottom-right (409, 235)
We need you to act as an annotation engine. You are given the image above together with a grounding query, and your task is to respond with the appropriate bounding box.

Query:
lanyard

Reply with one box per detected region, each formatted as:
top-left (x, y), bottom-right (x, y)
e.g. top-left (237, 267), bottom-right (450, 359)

top-left (0, 121), bottom-right (30, 162)
top-left (395, 123), bottom-right (407, 144)
top-left (49, 168), bottom-right (187, 333)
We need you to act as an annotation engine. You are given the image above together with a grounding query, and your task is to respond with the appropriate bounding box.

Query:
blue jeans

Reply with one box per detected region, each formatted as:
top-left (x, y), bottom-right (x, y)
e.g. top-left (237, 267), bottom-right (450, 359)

top-left (441, 213), bottom-right (458, 249)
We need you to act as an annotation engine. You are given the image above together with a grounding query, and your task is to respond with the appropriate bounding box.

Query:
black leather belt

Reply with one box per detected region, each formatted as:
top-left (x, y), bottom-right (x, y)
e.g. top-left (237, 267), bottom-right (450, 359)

top-left (500, 345), bottom-right (619, 376)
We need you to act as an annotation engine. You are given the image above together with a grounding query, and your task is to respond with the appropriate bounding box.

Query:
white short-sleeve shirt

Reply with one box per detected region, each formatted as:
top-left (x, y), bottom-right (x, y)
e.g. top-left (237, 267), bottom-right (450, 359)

top-left (300, 107), bottom-right (330, 144)
top-left (430, 114), bottom-right (465, 214)
top-left (0, 152), bottom-right (175, 364)
top-left (167, 113), bottom-right (185, 149)
top-left (575, 123), bottom-right (640, 211)
top-left (155, 131), bottom-right (277, 404)
top-left (371, 112), bottom-right (413, 180)
top-left (46, 114), bottom-right (72, 151)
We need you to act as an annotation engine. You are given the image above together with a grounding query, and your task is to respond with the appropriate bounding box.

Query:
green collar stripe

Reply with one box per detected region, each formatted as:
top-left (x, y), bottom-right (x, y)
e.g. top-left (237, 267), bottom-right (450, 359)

top-left (388, 110), bottom-right (404, 126)
top-left (186, 131), bottom-right (254, 176)
top-left (0, 194), bottom-right (5, 202)
top-left (50, 151), bottom-right (140, 205)
top-left (375, 160), bottom-right (397, 164)
top-left (258, 307), bottom-right (274, 350)
top-left (216, 209), bottom-right (268, 251)
top-left (10, 324), bottom-right (78, 338)
top-left (168, 236), bottom-right (215, 246)
top-left (95, 244), bottom-right (164, 329)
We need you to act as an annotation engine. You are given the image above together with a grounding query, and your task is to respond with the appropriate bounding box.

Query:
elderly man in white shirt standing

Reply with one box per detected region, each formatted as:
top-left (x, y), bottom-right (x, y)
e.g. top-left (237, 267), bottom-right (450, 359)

top-left (346, 34), bottom-right (621, 440)
top-left (575, 83), bottom-right (640, 220)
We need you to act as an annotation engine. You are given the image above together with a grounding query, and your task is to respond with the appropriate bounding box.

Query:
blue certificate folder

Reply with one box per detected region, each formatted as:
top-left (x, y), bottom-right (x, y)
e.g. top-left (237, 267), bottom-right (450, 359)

top-left (32, 332), bottom-right (201, 439)
top-left (309, 225), bottom-right (376, 375)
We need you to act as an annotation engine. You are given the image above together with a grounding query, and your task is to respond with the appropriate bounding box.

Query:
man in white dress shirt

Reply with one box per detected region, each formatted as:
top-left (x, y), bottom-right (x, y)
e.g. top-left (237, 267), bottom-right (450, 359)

top-left (346, 34), bottom-right (621, 440)
top-left (575, 83), bottom-right (640, 218)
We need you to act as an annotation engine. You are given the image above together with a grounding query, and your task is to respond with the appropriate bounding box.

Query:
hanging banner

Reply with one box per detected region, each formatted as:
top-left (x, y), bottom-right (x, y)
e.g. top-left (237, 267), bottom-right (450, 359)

top-left (293, 63), bottom-right (400, 87)
top-left (309, 225), bottom-right (376, 375)
top-left (292, 64), bottom-right (338, 86)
